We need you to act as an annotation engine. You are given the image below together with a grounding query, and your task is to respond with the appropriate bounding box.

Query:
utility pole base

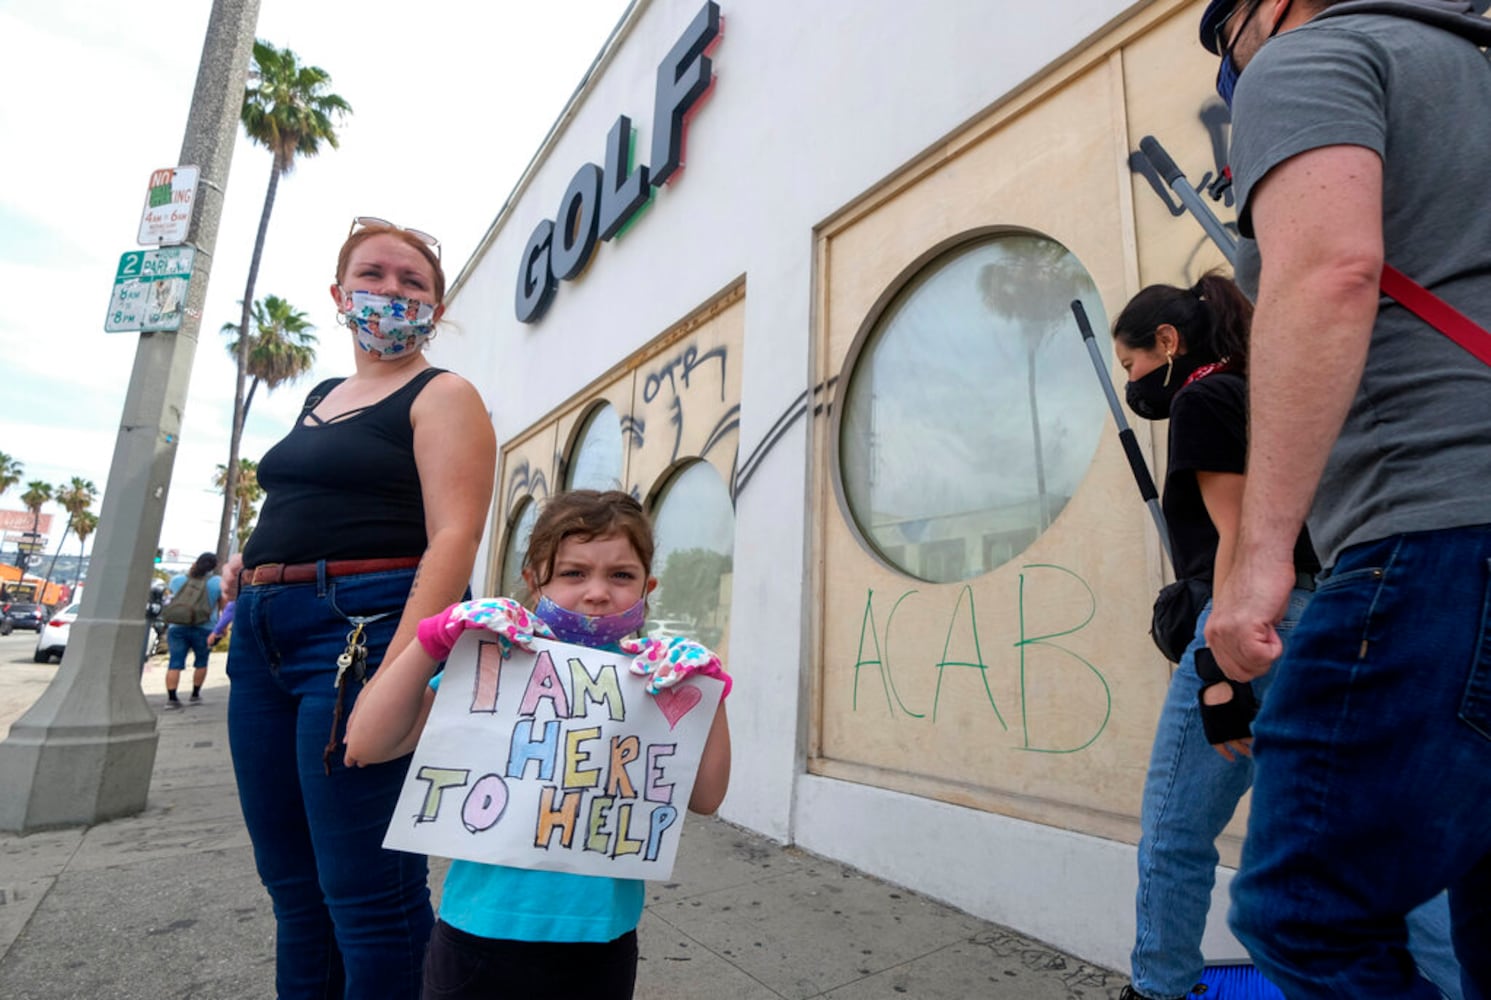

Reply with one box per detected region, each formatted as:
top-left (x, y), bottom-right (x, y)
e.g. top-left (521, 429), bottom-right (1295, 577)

top-left (0, 0), bottom-right (258, 834)
top-left (0, 723), bottom-right (157, 832)
top-left (0, 619), bottom-right (158, 832)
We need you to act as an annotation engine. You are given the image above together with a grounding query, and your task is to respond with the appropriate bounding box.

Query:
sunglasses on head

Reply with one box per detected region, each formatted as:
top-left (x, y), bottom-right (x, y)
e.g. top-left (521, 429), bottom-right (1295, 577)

top-left (348, 216), bottom-right (441, 260)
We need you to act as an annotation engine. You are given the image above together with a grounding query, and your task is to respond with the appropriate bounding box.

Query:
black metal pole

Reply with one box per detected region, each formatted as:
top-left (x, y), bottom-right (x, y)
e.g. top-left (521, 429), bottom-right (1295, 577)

top-left (1071, 299), bottom-right (1172, 564)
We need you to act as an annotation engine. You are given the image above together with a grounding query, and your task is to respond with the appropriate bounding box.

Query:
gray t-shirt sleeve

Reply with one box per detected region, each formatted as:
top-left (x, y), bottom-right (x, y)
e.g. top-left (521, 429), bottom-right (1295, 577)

top-left (1229, 28), bottom-right (1389, 238)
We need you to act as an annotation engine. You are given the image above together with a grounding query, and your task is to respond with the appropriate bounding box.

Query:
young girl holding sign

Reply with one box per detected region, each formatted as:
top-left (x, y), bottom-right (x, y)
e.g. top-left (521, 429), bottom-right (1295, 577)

top-left (345, 489), bottom-right (731, 999)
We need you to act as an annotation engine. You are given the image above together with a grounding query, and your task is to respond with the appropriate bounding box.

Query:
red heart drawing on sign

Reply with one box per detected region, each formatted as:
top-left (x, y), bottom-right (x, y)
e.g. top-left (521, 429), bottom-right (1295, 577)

top-left (653, 684), bottom-right (703, 729)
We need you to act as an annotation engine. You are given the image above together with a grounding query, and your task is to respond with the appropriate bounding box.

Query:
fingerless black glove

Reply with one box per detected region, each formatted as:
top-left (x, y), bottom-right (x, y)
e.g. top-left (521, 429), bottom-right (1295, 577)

top-left (1194, 647), bottom-right (1259, 745)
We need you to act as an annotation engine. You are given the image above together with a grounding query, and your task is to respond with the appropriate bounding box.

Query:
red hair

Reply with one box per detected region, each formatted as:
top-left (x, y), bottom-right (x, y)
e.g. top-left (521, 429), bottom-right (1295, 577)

top-left (335, 224), bottom-right (446, 303)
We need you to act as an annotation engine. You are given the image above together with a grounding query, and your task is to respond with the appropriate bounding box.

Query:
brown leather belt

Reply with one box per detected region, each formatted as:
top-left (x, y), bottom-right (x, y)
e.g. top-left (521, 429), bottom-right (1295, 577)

top-left (241, 556), bottom-right (422, 587)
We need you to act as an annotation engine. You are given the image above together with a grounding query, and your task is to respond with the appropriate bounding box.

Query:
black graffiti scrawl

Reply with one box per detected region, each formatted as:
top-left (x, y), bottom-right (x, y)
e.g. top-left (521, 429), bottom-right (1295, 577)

top-left (506, 460), bottom-right (551, 510)
top-left (1128, 99), bottom-right (1240, 271)
top-left (633, 341), bottom-right (740, 486)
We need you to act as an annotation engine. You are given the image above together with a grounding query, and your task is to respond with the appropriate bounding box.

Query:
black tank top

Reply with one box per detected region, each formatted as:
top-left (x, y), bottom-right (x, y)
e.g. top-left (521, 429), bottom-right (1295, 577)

top-left (243, 368), bottom-right (445, 565)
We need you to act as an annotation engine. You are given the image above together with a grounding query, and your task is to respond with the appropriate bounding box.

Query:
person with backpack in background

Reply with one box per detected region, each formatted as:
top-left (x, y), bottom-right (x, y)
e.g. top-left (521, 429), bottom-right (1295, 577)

top-left (161, 552), bottom-right (223, 708)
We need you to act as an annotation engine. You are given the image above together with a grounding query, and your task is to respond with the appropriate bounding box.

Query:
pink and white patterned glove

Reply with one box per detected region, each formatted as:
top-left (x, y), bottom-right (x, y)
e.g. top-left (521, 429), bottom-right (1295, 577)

top-left (620, 635), bottom-right (732, 700)
top-left (416, 598), bottom-right (555, 662)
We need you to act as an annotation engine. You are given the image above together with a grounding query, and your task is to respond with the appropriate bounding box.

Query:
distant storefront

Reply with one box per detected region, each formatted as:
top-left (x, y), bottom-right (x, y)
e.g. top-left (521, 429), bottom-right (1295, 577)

top-left (438, 0), bottom-right (1239, 968)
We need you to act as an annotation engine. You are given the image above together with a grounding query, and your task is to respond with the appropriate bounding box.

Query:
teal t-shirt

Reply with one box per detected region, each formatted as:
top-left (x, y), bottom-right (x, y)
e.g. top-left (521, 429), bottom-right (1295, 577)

top-left (428, 669), bottom-right (646, 943)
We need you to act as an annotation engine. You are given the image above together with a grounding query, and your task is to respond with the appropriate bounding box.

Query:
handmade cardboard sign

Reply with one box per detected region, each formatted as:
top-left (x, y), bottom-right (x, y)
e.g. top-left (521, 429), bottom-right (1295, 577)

top-left (383, 633), bottom-right (723, 880)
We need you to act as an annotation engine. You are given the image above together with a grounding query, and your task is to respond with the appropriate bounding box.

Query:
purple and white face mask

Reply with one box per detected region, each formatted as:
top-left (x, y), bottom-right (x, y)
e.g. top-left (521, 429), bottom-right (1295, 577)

top-left (340, 290), bottom-right (437, 358)
top-left (533, 595), bottom-right (646, 647)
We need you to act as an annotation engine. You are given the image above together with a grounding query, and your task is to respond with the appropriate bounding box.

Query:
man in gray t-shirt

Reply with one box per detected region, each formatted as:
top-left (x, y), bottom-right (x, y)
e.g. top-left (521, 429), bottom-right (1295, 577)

top-left (1198, 1), bottom-right (1491, 997)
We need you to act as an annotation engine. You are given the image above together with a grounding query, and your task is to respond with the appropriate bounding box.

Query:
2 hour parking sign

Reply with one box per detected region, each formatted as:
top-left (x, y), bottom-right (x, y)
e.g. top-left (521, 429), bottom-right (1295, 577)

top-left (104, 247), bottom-right (195, 333)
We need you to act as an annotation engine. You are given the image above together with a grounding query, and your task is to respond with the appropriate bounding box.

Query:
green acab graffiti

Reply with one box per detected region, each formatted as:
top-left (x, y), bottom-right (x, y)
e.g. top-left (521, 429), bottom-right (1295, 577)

top-left (851, 564), bottom-right (1112, 753)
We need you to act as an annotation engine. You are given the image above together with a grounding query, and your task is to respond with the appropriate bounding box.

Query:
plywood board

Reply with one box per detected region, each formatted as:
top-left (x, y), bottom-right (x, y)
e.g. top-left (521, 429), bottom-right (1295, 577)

top-left (813, 34), bottom-right (1241, 853)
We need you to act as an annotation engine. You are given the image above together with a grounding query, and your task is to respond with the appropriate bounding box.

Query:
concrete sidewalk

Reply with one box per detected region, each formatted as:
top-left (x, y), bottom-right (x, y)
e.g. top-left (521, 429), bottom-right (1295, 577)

top-left (0, 652), bottom-right (1125, 999)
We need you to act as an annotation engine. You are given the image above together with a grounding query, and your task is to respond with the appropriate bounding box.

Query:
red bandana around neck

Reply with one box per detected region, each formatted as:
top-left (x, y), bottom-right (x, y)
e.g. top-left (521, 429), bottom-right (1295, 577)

top-left (1182, 359), bottom-right (1235, 388)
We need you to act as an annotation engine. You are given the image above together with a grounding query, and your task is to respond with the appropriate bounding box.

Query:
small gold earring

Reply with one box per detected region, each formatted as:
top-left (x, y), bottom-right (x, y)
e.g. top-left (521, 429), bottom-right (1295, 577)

top-left (1163, 351), bottom-right (1175, 387)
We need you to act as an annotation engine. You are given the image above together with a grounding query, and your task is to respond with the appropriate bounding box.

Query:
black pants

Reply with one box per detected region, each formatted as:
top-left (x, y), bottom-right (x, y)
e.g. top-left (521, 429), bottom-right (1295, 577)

top-left (422, 919), bottom-right (638, 999)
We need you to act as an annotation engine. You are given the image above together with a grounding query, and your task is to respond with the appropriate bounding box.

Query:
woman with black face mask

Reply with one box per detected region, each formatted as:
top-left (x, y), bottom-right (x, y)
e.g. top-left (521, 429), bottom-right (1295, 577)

top-left (1114, 275), bottom-right (1303, 1000)
top-left (1110, 274), bottom-right (1460, 1000)
top-left (1115, 272), bottom-right (1296, 1000)
top-left (1113, 273), bottom-right (1290, 648)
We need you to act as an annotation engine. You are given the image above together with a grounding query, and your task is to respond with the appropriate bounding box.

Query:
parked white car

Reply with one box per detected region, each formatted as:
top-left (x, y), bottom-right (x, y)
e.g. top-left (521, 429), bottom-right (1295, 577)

top-left (34, 602), bottom-right (80, 664)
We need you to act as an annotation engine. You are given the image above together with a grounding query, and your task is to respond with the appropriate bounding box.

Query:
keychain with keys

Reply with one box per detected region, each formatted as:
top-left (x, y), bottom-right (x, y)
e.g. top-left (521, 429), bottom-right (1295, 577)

top-left (335, 622), bottom-right (369, 689)
top-left (332, 612), bottom-right (394, 689)
top-left (324, 614), bottom-right (390, 774)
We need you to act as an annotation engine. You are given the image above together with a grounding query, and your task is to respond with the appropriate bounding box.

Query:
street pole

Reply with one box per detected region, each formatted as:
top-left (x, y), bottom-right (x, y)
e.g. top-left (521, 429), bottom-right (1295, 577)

top-left (0, 0), bottom-right (260, 832)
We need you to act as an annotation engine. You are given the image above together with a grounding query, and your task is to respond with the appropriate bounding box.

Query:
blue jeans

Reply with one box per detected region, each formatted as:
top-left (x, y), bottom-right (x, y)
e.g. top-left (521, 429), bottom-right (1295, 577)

top-left (227, 565), bottom-right (432, 1000)
top-left (1132, 590), bottom-right (1463, 1000)
top-left (1132, 590), bottom-right (1304, 999)
top-left (167, 623), bottom-right (211, 671)
top-left (1231, 526), bottom-right (1491, 1000)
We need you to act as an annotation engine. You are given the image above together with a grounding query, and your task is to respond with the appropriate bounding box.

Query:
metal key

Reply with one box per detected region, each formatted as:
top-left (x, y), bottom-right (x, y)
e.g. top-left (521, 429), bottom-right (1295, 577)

top-left (334, 623), bottom-right (367, 689)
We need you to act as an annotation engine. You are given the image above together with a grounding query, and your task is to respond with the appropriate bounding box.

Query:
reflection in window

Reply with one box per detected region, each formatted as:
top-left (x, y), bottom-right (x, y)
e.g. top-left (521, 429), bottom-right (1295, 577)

top-left (649, 462), bottom-right (734, 656)
top-left (500, 499), bottom-right (538, 600)
top-left (839, 233), bottom-right (1108, 583)
top-left (565, 403), bottom-right (623, 492)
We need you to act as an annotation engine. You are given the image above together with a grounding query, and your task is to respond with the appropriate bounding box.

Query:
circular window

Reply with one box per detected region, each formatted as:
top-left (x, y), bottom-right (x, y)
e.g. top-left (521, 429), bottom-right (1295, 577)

top-left (839, 233), bottom-right (1109, 583)
top-left (499, 498), bottom-right (538, 600)
top-left (565, 402), bottom-right (623, 491)
top-left (649, 462), bottom-right (734, 655)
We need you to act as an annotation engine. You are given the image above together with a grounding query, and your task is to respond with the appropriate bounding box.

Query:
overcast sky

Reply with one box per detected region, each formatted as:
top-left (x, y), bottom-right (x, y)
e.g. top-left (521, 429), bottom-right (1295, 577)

top-left (0, 0), bottom-right (631, 565)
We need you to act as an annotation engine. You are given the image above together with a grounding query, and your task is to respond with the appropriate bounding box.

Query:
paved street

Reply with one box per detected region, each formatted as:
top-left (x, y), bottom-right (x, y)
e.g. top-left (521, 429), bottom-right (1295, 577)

top-left (0, 633), bottom-right (1126, 999)
top-left (0, 632), bottom-right (76, 740)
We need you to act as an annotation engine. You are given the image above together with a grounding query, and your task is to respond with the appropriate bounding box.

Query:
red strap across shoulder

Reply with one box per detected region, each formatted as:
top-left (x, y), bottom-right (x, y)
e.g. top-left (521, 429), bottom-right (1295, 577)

top-left (1380, 264), bottom-right (1491, 368)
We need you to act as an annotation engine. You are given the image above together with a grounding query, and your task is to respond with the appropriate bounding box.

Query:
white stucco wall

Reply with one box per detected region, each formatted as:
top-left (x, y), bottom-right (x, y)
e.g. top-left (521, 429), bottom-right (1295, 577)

top-left (432, 0), bottom-right (1246, 967)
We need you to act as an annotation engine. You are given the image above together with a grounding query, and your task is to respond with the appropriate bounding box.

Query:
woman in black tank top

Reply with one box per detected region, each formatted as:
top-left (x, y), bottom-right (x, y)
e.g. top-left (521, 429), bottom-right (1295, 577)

top-left (222, 219), bottom-right (495, 1000)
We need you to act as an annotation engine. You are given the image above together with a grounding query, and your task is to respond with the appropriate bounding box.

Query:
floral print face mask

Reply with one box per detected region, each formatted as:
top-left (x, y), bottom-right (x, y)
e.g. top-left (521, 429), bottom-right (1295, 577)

top-left (340, 289), bottom-right (437, 359)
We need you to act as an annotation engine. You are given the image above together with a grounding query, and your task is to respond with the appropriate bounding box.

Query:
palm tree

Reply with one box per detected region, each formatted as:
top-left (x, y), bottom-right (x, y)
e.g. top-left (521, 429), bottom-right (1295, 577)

top-left (0, 453), bottom-right (22, 502)
top-left (73, 511), bottom-right (98, 576)
top-left (18, 481), bottom-right (52, 576)
top-left (977, 241), bottom-right (1091, 530)
top-left (221, 295), bottom-right (318, 423)
top-left (20, 481), bottom-right (51, 519)
top-left (213, 458), bottom-right (265, 553)
top-left (217, 39), bottom-right (351, 561)
top-left (0, 453), bottom-right (21, 573)
top-left (41, 477), bottom-right (97, 604)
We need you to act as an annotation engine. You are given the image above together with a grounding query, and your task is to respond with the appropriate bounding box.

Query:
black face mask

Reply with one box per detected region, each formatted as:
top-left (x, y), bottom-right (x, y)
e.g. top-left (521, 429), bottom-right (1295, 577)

top-left (1125, 354), bottom-right (1204, 421)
